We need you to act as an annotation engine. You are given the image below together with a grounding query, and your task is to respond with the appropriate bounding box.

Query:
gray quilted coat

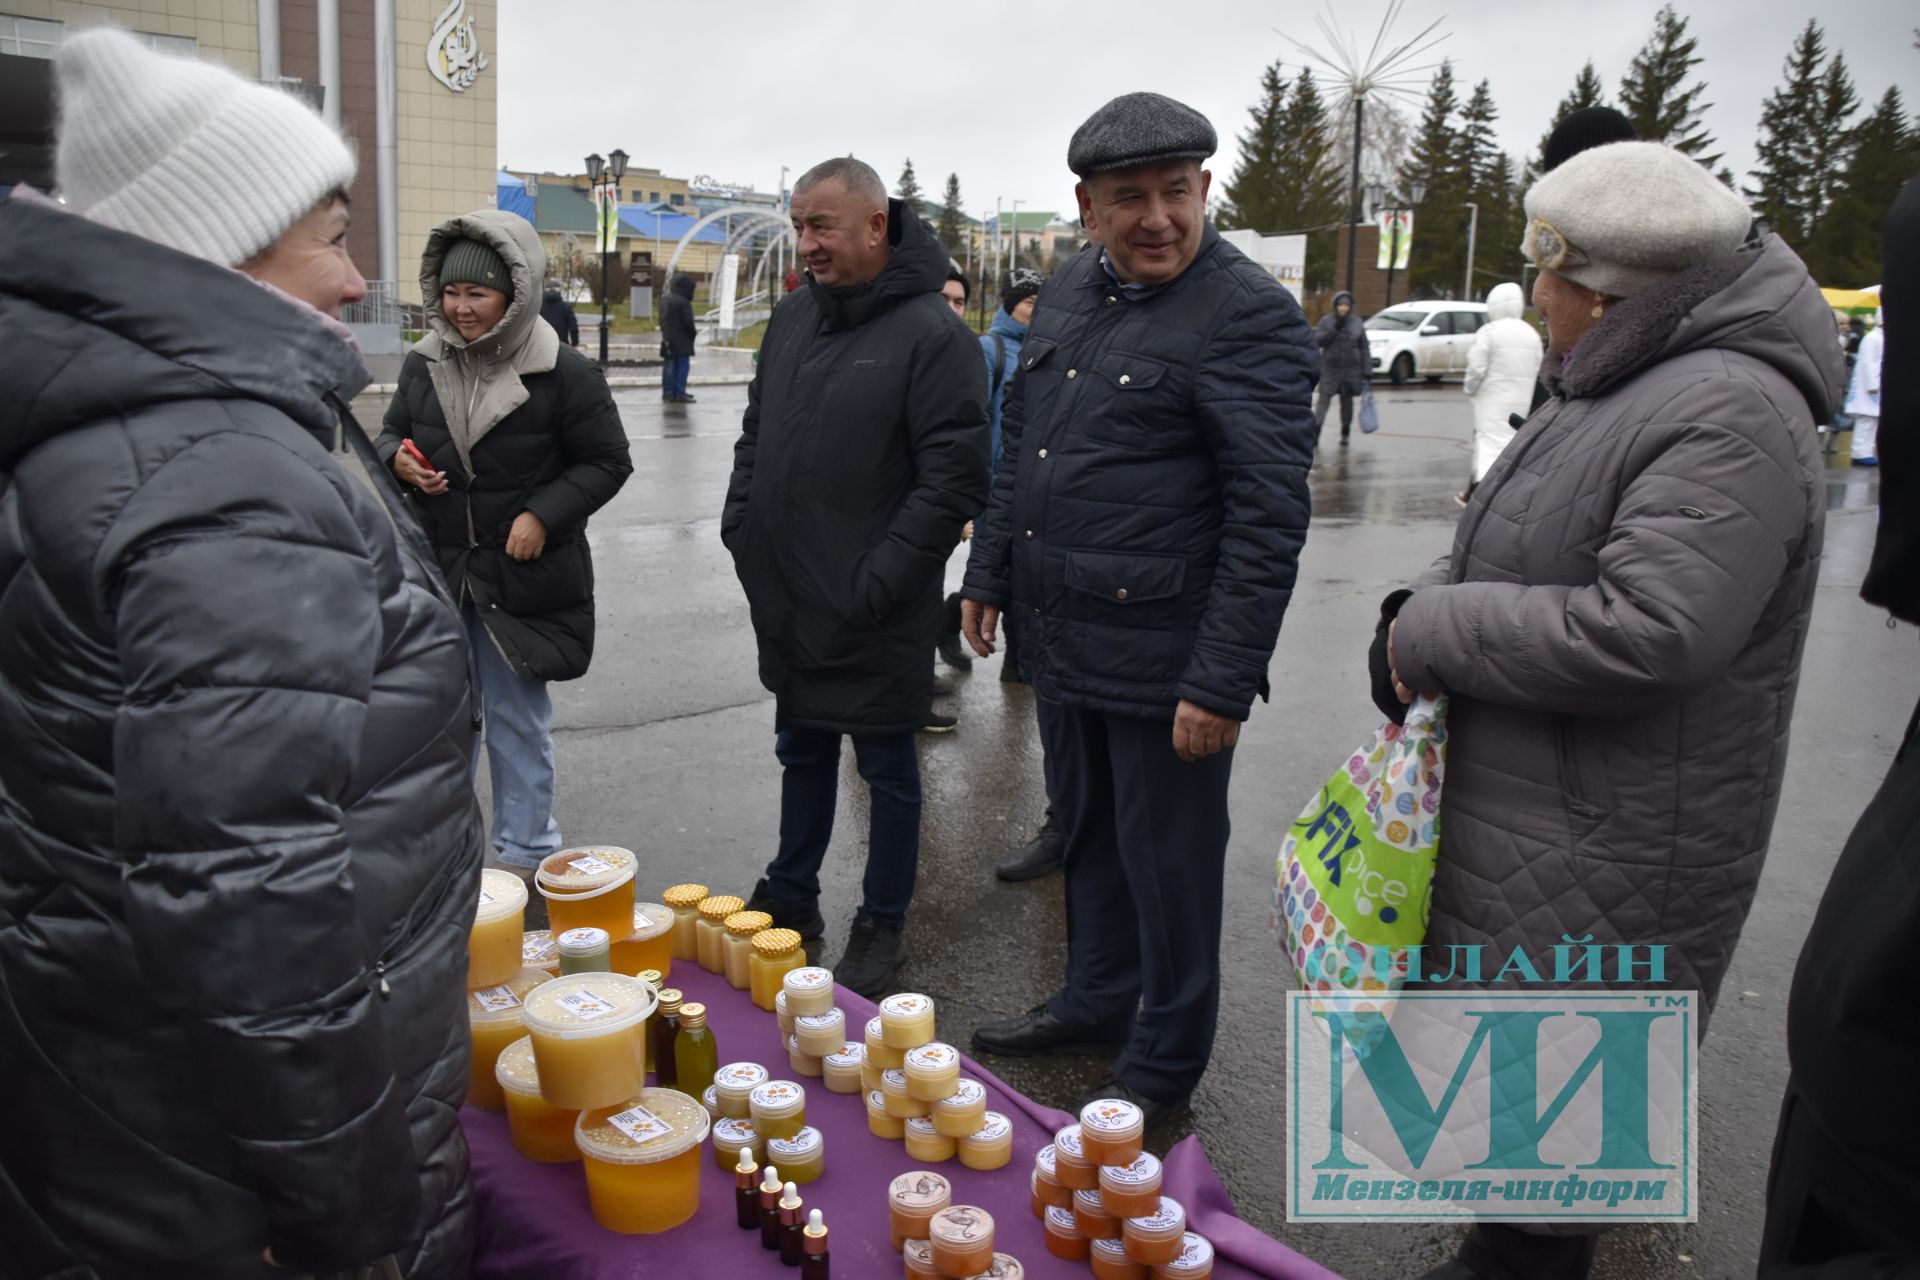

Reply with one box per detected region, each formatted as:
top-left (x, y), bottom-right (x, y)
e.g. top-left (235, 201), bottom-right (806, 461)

top-left (0, 198), bottom-right (481, 1277)
top-left (1390, 234), bottom-right (1841, 1022)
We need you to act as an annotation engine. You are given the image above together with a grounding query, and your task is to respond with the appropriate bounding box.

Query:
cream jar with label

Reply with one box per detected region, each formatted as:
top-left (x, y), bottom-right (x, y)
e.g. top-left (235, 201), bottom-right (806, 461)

top-left (820, 1042), bottom-right (864, 1094)
top-left (469, 869), bottom-right (528, 988)
top-left (1053, 1124), bottom-right (1099, 1190)
top-left (865, 1015), bottom-right (906, 1070)
top-left (1033, 1143), bottom-right (1073, 1208)
top-left (556, 926), bottom-right (612, 976)
top-left (781, 965), bottom-right (836, 1017)
top-left (1122, 1195), bottom-right (1186, 1266)
top-left (886, 1170), bottom-right (952, 1252)
top-left (928, 1204), bottom-right (995, 1278)
top-left (866, 1088), bottom-right (905, 1139)
top-left (902, 1115), bottom-right (956, 1163)
top-left (661, 882), bottom-right (708, 961)
top-left (520, 972), bottom-right (655, 1111)
top-left (1079, 1097), bottom-right (1146, 1167)
top-left (1151, 1232), bottom-right (1214, 1278)
top-left (1091, 1236), bottom-right (1148, 1280)
top-left (960, 1110), bottom-right (1014, 1171)
top-left (785, 1033), bottom-right (824, 1079)
top-left (901, 1041), bottom-right (961, 1102)
top-left (794, 1007), bottom-right (846, 1058)
top-left (902, 1237), bottom-right (939, 1278)
top-left (748, 1079), bottom-right (807, 1142)
top-left (765, 1124), bottom-right (824, 1185)
top-left (881, 1068), bottom-right (931, 1118)
top-left (711, 1115), bottom-right (762, 1173)
top-left (879, 993), bottom-right (936, 1048)
top-left (1099, 1151), bottom-right (1163, 1218)
top-left (1073, 1187), bottom-right (1123, 1241)
top-left (1044, 1205), bottom-right (1090, 1262)
top-left (931, 1076), bottom-right (988, 1137)
top-left (776, 990), bottom-right (796, 1036)
top-left (712, 1061), bottom-right (770, 1120)
top-left (700, 1085), bottom-right (721, 1120)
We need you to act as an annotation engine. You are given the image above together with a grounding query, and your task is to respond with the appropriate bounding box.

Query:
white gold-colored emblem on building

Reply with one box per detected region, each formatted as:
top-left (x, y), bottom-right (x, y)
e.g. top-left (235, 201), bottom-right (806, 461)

top-left (427, 0), bottom-right (488, 93)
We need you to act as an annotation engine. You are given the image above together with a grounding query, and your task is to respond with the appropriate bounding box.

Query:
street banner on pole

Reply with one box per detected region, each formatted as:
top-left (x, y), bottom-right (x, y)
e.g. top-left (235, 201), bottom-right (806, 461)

top-left (595, 187), bottom-right (618, 255)
top-left (1377, 210), bottom-right (1414, 270)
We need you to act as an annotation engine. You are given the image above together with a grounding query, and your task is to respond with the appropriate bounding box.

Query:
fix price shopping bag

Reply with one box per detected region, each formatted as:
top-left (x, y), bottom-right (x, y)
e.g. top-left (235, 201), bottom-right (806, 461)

top-left (1272, 694), bottom-right (1447, 1010)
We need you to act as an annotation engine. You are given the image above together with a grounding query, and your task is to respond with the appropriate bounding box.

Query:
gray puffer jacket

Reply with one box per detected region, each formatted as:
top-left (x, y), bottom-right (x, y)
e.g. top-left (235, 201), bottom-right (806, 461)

top-left (0, 198), bottom-right (482, 1277)
top-left (1389, 234), bottom-right (1841, 1023)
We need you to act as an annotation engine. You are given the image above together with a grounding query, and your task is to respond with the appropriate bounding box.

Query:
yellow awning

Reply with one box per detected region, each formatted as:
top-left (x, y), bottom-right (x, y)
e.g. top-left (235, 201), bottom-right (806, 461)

top-left (1821, 287), bottom-right (1881, 311)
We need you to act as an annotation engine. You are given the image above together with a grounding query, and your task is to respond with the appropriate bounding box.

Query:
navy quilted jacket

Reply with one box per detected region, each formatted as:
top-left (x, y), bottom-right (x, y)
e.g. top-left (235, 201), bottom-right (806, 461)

top-left (962, 229), bottom-right (1319, 720)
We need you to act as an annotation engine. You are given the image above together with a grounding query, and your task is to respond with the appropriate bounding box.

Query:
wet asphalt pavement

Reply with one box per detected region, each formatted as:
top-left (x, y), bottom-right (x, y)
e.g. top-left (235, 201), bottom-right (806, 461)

top-left (351, 381), bottom-right (1911, 1280)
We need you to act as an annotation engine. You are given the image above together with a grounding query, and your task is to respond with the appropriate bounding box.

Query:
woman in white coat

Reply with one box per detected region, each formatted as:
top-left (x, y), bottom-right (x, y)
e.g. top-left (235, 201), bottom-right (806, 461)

top-left (1845, 311), bottom-right (1883, 464)
top-left (1460, 282), bottom-right (1544, 502)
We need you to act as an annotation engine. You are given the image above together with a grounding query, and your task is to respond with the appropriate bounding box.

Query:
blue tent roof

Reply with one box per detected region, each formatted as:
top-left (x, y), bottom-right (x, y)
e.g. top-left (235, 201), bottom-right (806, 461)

top-left (496, 173), bottom-right (534, 222)
top-left (616, 204), bottom-right (729, 245)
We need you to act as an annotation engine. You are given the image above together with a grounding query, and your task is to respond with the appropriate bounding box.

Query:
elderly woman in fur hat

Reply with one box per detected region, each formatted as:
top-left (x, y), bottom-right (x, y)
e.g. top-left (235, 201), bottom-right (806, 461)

top-left (1372, 142), bottom-right (1841, 1280)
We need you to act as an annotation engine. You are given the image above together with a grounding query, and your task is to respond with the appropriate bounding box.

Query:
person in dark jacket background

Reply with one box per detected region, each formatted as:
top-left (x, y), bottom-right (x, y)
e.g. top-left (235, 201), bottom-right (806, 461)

top-left (380, 210), bottom-right (632, 874)
top-left (1313, 289), bottom-right (1369, 448)
top-left (1757, 175), bottom-right (1920, 1280)
top-left (724, 157), bottom-right (988, 997)
top-left (540, 276), bottom-right (580, 347)
top-left (0, 30), bottom-right (480, 1277)
top-left (959, 93), bottom-right (1318, 1128)
top-left (661, 272), bottom-right (698, 403)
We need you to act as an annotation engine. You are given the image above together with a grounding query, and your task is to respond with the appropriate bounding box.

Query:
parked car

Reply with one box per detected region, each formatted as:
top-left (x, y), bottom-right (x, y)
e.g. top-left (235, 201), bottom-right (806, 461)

top-left (1365, 301), bottom-right (1490, 384)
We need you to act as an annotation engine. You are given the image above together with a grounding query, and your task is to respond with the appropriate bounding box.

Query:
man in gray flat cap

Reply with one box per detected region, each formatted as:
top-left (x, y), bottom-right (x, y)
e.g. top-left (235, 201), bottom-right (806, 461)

top-left (961, 91), bottom-right (1320, 1127)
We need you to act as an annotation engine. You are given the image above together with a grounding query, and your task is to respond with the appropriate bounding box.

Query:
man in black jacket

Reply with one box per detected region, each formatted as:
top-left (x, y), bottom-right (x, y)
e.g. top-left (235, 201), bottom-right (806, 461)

top-left (662, 273), bottom-right (698, 402)
top-left (960, 93), bottom-right (1319, 1127)
top-left (540, 277), bottom-right (580, 347)
top-left (724, 157), bottom-right (988, 997)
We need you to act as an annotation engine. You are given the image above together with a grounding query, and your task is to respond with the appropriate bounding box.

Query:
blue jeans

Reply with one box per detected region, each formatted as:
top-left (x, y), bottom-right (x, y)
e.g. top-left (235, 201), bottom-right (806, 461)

top-left (663, 352), bottom-right (691, 398)
top-left (465, 608), bottom-right (563, 868)
top-left (764, 728), bottom-right (922, 930)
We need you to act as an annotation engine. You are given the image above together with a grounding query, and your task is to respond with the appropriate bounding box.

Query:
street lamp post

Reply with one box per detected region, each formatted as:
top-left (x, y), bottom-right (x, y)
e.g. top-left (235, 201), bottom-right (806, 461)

top-left (585, 148), bottom-right (628, 369)
top-left (1462, 201), bottom-right (1479, 300)
top-left (1367, 176), bottom-right (1426, 309)
top-left (1010, 200), bottom-right (1024, 274)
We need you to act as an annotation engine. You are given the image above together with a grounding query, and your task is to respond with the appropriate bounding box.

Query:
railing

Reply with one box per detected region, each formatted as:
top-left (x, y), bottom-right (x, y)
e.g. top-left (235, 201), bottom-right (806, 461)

top-left (343, 280), bottom-right (406, 328)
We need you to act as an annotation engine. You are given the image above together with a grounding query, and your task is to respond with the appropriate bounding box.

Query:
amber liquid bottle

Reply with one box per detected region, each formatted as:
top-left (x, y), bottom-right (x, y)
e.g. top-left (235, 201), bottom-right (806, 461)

top-left (652, 988), bottom-right (683, 1087)
top-left (758, 1166), bottom-right (783, 1251)
top-left (672, 1002), bottom-right (718, 1095)
top-left (733, 1150), bottom-right (760, 1230)
top-left (778, 1183), bottom-right (806, 1266)
top-left (800, 1208), bottom-right (829, 1279)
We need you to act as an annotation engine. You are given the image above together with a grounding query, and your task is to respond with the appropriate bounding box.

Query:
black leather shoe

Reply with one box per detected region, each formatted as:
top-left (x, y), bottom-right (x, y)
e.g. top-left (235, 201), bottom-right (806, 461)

top-left (836, 913), bottom-right (905, 998)
top-left (995, 825), bottom-right (1065, 882)
top-left (937, 632), bottom-right (974, 671)
top-left (1077, 1076), bottom-right (1189, 1136)
top-left (743, 877), bottom-right (825, 943)
top-left (972, 1005), bottom-right (1127, 1059)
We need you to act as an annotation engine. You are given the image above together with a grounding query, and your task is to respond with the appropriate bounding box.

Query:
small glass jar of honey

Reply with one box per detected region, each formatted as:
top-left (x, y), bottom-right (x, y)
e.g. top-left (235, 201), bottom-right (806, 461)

top-left (1053, 1124), bottom-right (1099, 1190)
top-left (865, 1015), bottom-right (906, 1070)
top-left (749, 929), bottom-right (807, 1011)
top-left (903, 1115), bottom-right (956, 1163)
top-left (747, 1079), bottom-right (807, 1142)
top-left (712, 1061), bottom-right (770, 1120)
top-left (820, 1042), bottom-right (864, 1094)
top-left (959, 1111), bottom-right (1013, 1171)
top-left (781, 965), bottom-right (836, 1017)
top-left (469, 869), bottom-right (528, 989)
top-left (764, 1125), bottom-right (824, 1185)
top-left (1044, 1205), bottom-right (1090, 1261)
top-left (928, 1205), bottom-right (995, 1278)
top-left (1079, 1097), bottom-right (1146, 1167)
top-left (573, 1087), bottom-right (710, 1234)
top-left (1122, 1195), bottom-right (1186, 1266)
top-left (722, 911), bottom-right (772, 990)
top-left (866, 1088), bottom-right (905, 1139)
top-left (1073, 1188), bottom-right (1123, 1241)
top-left (882, 1068), bottom-right (931, 1118)
top-left (1091, 1237), bottom-right (1148, 1280)
top-left (661, 883), bottom-right (708, 961)
top-left (931, 1076), bottom-right (988, 1138)
top-left (879, 992), bottom-right (936, 1048)
top-left (887, 1170), bottom-right (951, 1252)
top-left (1099, 1151), bottom-right (1163, 1218)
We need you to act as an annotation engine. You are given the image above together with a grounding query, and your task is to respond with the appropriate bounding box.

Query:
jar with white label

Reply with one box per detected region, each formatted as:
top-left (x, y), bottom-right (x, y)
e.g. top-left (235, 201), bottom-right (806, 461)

top-left (520, 928), bottom-right (559, 976)
top-left (1121, 1195), bottom-right (1186, 1266)
top-left (776, 990), bottom-right (796, 1036)
top-left (536, 846), bottom-right (637, 940)
top-left (520, 972), bottom-right (656, 1110)
top-left (902, 1237), bottom-right (939, 1278)
top-left (886, 1170), bottom-right (951, 1252)
top-left (765, 1124), bottom-right (824, 1185)
top-left (785, 1033), bottom-right (824, 1079)
top-left (1098, 1150), bottom-right (1163, 1218)
top-left (556, 926), bottom-right (612, 976)
top-left (469, 868), bottom-right (528, 989)
top-left (748, 1079), bottom-right (808, 1142)
top-left (1073, 1187), bottom-right (1122, 1241)
top-left (1034, 1143), bottom-right (1073, 1208)
top-left (1152, 1232), bottom-right (1214, 1278)
top-left (710, 1115), bottom-right (762, 1173)
top-left (1079, 1097), bottom-right (1145, 1167)
top-left (902, 1041), bottom-right (961, 1102)
top-left (932, 1076), bottom-right (989, 1138)
top-left (781, 966), bottom-right (836, 1017)
top-left (465, 966), bottom-right (552, 1110)
top-left (1091, 1236), bottom-right (1147, 1280)
top-left (960, 1111), bottom-right (1014, 1171)
top-left (820, 1042), bottom-right (864, 1094)
top-left (574, 1087), bottom-right (711, 1234)
top-left (712, 1061), bottom-right (771, 1120)
top-left (866, 1087), bottom-right (905, 1140)
top-left (794, 1007), bottom-right (846, 1058)
top-left (865, 1014), bottom-right (905, 1070)
top-left (1045, 1204), bottom-right (1090, 1262)
top-left (879, 992), bottom-right (936, 1048)
top-left (903, 1115), bottom-right (956, 1163)
top-left (1053, 1123), bottom-right (1099, 1189)
top-left (882, 1068), bottom-right (931, 1118)
top-left (928, 1204), bottom-right (995, 1278)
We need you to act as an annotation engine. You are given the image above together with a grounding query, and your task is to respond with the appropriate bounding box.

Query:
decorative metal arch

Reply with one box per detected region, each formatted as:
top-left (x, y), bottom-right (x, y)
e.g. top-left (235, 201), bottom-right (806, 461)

top-left (664, 204), bottom-right (792, 279)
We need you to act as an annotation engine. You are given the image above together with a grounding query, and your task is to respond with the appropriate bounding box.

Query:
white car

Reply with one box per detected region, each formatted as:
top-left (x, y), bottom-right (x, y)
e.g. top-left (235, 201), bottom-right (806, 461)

top-left (1365, 302), bottom-right (1490, 384)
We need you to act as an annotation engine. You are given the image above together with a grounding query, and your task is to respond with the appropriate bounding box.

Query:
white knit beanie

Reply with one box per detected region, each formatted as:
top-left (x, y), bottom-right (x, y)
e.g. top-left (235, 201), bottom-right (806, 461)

top-left (1522, 141), bottom-right (1751, 299)
top-left (54, 27), bottom-right (356, 267)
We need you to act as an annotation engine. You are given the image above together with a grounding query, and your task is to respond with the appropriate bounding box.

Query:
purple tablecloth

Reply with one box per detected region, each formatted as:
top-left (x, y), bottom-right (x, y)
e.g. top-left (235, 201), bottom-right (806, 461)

top-left (463, 965), bottom-right (1340, 1279)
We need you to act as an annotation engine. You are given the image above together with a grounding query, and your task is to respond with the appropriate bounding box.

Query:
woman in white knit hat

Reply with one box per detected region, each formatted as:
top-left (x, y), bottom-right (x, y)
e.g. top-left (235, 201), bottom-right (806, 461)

top-left (0, 28), bottom-right (479, 1278)
top-left (1364, 142), bottom-right (1842, 1280)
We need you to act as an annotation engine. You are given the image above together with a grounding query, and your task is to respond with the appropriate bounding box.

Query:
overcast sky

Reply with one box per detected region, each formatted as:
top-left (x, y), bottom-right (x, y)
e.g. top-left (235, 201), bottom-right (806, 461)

top-left (498, 0), bottom-right (1914, 225)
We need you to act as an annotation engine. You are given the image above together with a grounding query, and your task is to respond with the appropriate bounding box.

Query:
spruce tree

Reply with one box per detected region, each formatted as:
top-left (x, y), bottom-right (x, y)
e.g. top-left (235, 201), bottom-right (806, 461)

top-left (1809, 53), bottom-right (1860, 227)
top-left (1535, 61), bottom-right (1611, 169)
top-left (1220, 60), bottom-right (1290, 230)
top-left (937, 173), bottom-right (965, 256)
top-left (1804, 87), bottom-right (1918, 284)
top-left (1619, 5), bottom-right (1722, 171)
top-left (1748, 22), bottom-right (1825, 243)
top-left (1278, 67), bottom-right (1346, 291)
top-left (896, 159), bottom-right (922, 208)
top-left (1402, 61), bottom-right (1467, 298)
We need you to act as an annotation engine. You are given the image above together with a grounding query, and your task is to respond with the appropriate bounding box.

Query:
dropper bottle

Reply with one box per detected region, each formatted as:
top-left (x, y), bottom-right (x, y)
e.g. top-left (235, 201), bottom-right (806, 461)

top-left (800, 1208), bottom-right (830, 1280)
top-left (733, 1148), bottom-right (759, 1230)
top-left (758, 1164), bottom-right (783, 1251)
top-left (778, 1181), bottom-right (806, 1266)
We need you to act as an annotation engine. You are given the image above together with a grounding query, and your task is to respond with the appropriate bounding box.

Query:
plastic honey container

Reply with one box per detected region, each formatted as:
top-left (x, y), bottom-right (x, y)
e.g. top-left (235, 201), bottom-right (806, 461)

top-left (748, 1079), bottom-right (807, 1142)
top-left (1074, 1188), bottom-right (1123, 1241)
top-left (609, 902), bottom-right (675, 980)
top-left (765, 1125), bottom-right (824, 1185)
top-left (661, 883), bottom-right (708, 961)
top-left (695, 894), bottom-right (744, 973)
top-left (781, 965), bottom-right (835, 1017)
top-left (776, 990), bottom-right (796, 1036)
top-left (520, 972), bottom-right (655, 1110)
top-left (1054, 1124), bottom-right (1099, 1190)
top-left (1100, 1151), bottom-right (1163, 1218)
top-left (465, 967), bottom-right (551, 1109)
top-left (1044, 1205), bottom-right (1090, 1261)
top-left (494, 1035), bottom-right (578, 1163)
top-left (903, 1115), bottom-right (956, 1163)
top-left (1122, 1196), bottom-right (1186, 1266)
top-left (977, 1254), bottom-right (1025, 1279)
top-left (521, 928), bottom-right (559, 976)
top-left (1080, 1097), bottom-right (1146, 1168)
top-left (960, 1111), bottom-right (1014, 1171)
top-left (537, 846), bottom-right (637, 940)
top-left (785, 1033), bottom-right (823, 1079)
top-left (931, 1077), bottom-right (988, 1138)
top-left (882, 1069), bottom-right (931, 1118)
top-left (1034, 1144), bottom-right (1073, 1208)
top-left (866, 1088), bottom-right (905, 1139)
top-left (711, 1115), bottom-right (762, 1172)
top-left (722, 910), bottom-right (772, 990)
top-left (713, 1061), bottom-right (770, 1120)
top-left (700, 1085), bottom-right (721, 1121)
top-left (902, 1041), bottom-right (961, 1102)
top-left (821, 1042), bottom-right (864, 1094)
top-left (794, 1008), bottom-right (846, 1058)
top-left (928, 1205), bottom-right (995, 1278)
top-left (574, 1087), bottom-right (711, 1234)
top-left (866, 1015), bottom-right (906, 1070)
top-left (1092, 1237), bottom-right (1148, 1280)
top-left (903, 1237), bottom-right (939, 1278)
top-left (879, 993), bottom-right (936, 1048)
top-left (1030, 1170), bottom-right (1047, 1219)
top-left (887, 1170), bottom-right (952, 1252)
top-left (469, 869), bottom-right (528, 989)
top-left (1152, 1233), bottom-right (1214, 1278)
top-left (749, 929), bottom-right (807, 1011)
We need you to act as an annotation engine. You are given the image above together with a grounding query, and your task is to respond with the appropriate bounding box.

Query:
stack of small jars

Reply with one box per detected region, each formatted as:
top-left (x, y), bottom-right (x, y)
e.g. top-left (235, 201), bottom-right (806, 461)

top-left (1032, 1101), bottom-right (1215, 1279)
top-left (861, 994), bottom-right (1014, 1173)
top-left (887, 1171), bottom-right (1023, 1278)
top-left (778, 965), bottom-right (851, 1084)
top-left (703, 1059), bottom-right (829, 1188)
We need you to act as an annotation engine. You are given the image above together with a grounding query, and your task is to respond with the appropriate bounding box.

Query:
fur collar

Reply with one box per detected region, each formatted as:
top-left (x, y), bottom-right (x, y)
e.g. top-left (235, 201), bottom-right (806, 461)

top-left (1547, 252), bottom-right (1755, 399)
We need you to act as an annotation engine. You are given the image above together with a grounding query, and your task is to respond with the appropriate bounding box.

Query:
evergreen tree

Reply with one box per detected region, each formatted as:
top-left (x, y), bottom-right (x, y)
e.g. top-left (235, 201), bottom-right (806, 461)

top-left (1536, 61), bottom-right (1610, 169)
top-left (1220, 60), bottom-right (1290, 230)
top-left (937, 172), bottom-right (965, 255)
top-left (1809, 53), bottom-right (1861, 225)
top-left (1459, 79), bottom-right (1500, 191)
top-left (896, 159), bottom-right (922, 207)
top-left (1278, 67), bottom-right (1346, 291)
top-left (1804, 86), bottom-right (1918, 284)
top-left (1401, 61), bottom-right (1467, 298)
top-left (1748, 22), bottom-right (1826, 243)
top-left (1469, 152), bottom-right (1522, 297)
top-left (1619, 5), bottom-right (1721, 170)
